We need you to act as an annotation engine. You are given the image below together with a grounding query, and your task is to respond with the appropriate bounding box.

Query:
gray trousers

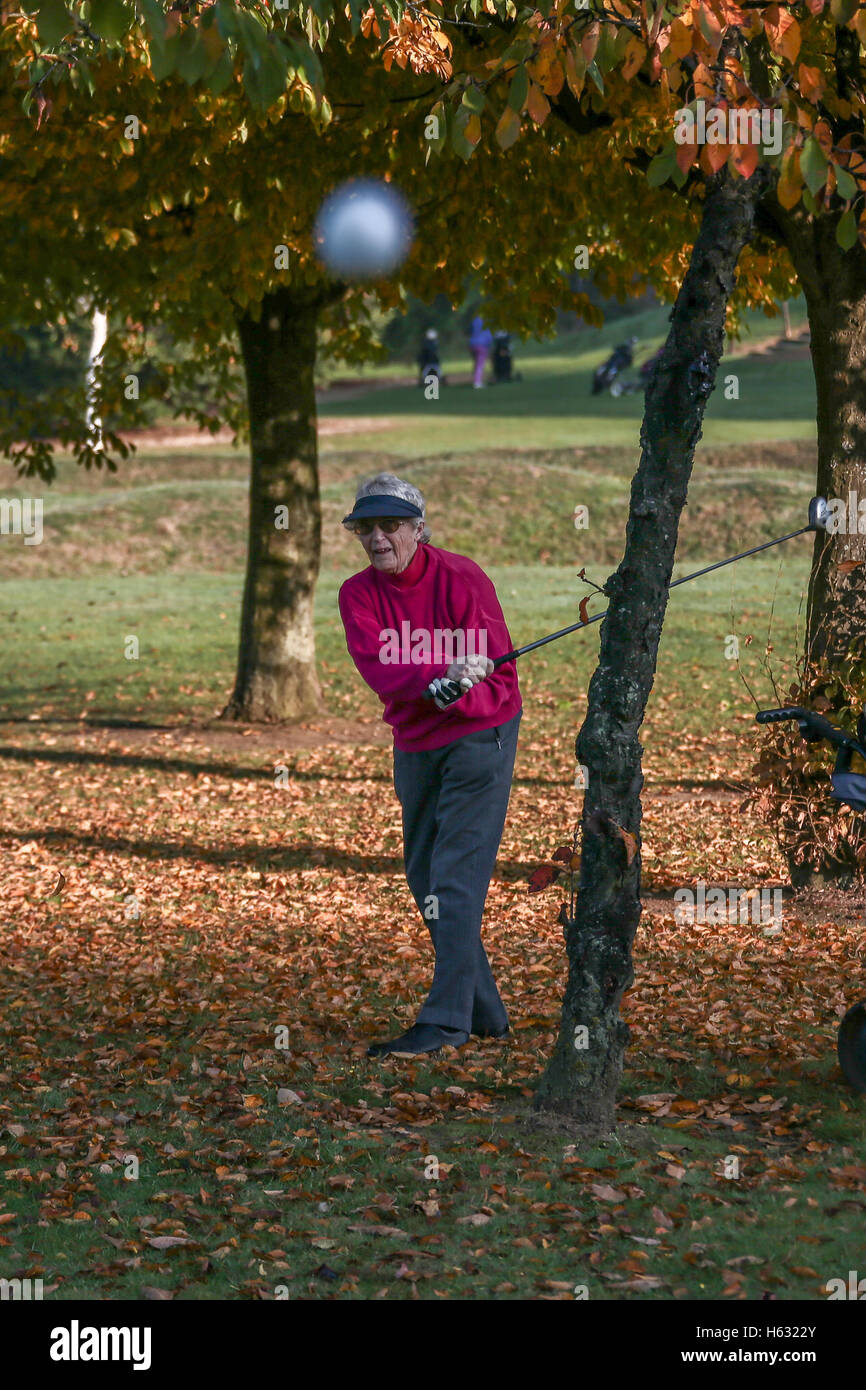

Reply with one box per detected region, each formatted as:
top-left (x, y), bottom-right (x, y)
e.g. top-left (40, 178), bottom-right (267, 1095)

top-left (393, 711), bottom-right (521, 1032)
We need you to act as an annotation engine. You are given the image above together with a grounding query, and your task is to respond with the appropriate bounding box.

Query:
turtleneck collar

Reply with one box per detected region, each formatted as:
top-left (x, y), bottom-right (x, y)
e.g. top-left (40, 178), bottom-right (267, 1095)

top-left (376, 542), bottom-right (429, 588)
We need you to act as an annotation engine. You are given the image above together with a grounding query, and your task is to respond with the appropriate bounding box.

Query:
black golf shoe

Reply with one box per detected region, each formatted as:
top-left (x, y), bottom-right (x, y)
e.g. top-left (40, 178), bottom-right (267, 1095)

top-left (474, 1023), bottom-right (510, 1039)
top-left (366, 1023), bottom-right (469, 1058)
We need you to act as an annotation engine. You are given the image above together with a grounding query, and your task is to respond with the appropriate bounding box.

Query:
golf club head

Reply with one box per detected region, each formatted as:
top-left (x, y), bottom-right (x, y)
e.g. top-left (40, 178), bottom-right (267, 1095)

top-left (808, 495), bottom-right (830, 532)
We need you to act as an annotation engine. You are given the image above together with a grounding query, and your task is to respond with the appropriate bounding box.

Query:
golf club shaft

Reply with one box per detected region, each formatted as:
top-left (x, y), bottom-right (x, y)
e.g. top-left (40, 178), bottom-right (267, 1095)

top-left (491, 524), bottom-right (812, 669)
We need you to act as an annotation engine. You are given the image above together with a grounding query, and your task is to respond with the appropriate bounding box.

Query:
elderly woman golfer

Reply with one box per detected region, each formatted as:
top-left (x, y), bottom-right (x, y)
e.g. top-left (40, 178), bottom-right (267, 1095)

top-left (339, 472), bottom-right (522, 1057)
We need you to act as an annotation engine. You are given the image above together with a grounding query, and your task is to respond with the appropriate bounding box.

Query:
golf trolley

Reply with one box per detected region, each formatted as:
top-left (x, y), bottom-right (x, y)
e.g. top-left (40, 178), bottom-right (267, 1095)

top-left (490, 331), bottom-right (522, 385)
top-left (610, 345), bottom-right (666, 397)
top-left (591, 337), bottom-right (637, 395)
top-left (756, 705), bottom-right (866, 1093)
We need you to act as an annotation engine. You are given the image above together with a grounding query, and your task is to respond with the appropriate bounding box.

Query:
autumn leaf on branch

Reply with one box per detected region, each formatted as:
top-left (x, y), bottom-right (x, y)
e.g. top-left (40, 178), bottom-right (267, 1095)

top-left (365, 6), bottom-right (453, 81)
top-left (763, 5), bottom-right (801, 64)
top-left (615, 824), bottom-right (639, 866)
top-left (731, 143), bottom-right (759, 180)
top-left (576, 566), bottom-right (606, 625)
top-left (585, 811), bottom-right (638, 865)
top-left (529, 821), bottom-right (582, 916)
top-left (34, 90), bottom-right (53, 129)
top-left (528, 862), bottom-right (565, 893)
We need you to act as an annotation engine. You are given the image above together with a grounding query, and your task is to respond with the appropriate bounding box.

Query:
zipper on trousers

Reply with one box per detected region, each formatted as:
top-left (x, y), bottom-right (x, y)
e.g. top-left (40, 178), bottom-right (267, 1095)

top-left (494, 726), bottom-right (502, 749)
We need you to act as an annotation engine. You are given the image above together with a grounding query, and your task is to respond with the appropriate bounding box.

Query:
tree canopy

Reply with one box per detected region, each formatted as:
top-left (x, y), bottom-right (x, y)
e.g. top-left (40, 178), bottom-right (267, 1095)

top-left (15, 0), bottom-right (866, 241)
top-left (3, 0), bottom-right (818, 480)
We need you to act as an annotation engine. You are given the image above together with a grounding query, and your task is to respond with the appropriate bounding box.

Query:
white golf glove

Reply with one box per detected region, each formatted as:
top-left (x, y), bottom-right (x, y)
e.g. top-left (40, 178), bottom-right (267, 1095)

top-left (428, 676), bottom-right (470, 710)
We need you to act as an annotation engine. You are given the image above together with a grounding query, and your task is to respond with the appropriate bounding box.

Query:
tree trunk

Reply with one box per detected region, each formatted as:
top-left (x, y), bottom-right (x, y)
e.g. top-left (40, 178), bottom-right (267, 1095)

top-left (767, 205), bottom-right (866, 666)
top-left (85, 306), bottom-right (108, 448)
top-left (534, 166), bottom-right (771, 1128)
top-left (754, 202), bottom-right (866, 886)
top-left (221, 286), bottom-right (325, 723)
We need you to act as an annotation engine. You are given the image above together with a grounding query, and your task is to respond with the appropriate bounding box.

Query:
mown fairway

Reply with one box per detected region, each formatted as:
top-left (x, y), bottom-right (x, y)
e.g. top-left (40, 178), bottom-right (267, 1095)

top-left (2, 304), bottom-right (865, 1300)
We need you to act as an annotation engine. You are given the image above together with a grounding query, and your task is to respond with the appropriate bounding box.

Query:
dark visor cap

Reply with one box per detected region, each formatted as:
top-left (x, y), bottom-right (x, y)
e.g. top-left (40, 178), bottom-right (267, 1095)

top-left (342, 494), bottom-right (423, 525)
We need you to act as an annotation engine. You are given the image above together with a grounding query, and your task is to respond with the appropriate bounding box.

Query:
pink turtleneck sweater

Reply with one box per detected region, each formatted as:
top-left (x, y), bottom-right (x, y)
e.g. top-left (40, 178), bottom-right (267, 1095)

top-left (338, 544), bottom-right (522, 751)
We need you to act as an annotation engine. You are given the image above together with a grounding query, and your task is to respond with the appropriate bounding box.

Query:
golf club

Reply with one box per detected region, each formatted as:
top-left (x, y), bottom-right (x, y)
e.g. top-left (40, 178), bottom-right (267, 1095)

top-left (427, 496), bottom-right (831, 707)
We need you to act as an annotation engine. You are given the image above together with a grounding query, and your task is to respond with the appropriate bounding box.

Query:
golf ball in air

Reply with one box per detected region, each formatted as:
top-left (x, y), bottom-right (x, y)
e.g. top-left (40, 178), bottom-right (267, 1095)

top-left (313, 178), bottom-right (413, 280)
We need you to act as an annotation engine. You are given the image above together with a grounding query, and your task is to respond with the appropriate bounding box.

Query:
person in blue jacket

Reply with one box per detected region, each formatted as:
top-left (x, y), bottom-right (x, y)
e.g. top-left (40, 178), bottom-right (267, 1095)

top-left (468, 315), bottom-right (493, 389)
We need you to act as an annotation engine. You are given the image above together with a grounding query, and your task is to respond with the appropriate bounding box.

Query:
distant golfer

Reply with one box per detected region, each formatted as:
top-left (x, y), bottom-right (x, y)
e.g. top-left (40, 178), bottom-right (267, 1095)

top-left (338, 472), bottom-right (522, 1057)
top-left (468, 314), bottom-right (493, 389)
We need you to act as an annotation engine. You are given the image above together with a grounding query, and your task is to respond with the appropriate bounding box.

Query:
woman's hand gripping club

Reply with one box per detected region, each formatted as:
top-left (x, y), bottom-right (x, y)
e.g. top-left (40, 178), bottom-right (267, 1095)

top-left (428, 656), bottom-right (494, 709)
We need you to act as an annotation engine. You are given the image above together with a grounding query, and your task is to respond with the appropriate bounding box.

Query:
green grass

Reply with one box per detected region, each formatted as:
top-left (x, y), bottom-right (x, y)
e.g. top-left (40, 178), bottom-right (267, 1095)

top-left (0, 555), bottom-right (810, 738)
top-left (3, 1110), bottom-right (858, 1301)
top-left (0, 574), bottom-right (244, 721)
top-left (313, 301), bottom-right (816, 455)
top-left (1, 432), bottom-right (818, 738)
top-left (0, 1008), bottom-right (859, 1300)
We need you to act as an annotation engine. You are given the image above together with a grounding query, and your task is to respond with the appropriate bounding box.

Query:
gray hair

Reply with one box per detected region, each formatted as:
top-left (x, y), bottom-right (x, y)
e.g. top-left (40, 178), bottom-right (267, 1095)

top-left (349, 471), bottom-right (431, 543)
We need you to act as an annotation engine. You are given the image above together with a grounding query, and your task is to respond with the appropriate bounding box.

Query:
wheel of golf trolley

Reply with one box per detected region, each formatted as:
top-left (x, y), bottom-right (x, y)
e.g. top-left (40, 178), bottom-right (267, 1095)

top-left (837, 999), bottom-right (866, 1092)
top-left (610, 380), bottom-right (624, 397)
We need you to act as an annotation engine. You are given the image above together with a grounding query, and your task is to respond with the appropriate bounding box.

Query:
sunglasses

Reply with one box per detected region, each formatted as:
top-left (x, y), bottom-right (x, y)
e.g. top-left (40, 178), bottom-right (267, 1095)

top-left (348, 518), bottom-right (406, 536)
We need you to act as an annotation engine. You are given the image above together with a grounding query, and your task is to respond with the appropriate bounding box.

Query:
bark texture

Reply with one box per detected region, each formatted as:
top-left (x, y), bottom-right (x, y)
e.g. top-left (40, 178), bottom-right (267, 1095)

top-left (222, 286), bottom-right (326, 723)
top-left (754, 198), bottom-right (866, 885)
top-left (534, 167), bottom-right (771, 1126)
top-left (768, 203), bottom-right (866, 665)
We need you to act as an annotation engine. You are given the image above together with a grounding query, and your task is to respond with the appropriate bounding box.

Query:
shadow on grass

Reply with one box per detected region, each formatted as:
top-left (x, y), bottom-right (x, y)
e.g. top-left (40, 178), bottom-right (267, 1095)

top-left (0, 740), bottom-right (576, 791)
top-left (0, 823), bottom-right (541, 879)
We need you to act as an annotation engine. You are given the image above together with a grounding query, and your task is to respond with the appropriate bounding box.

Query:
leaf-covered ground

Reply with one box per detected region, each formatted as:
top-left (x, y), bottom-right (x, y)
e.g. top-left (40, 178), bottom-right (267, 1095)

top-left (1, 323), bottom-right (864, 1300)
top-left (1, 713), bottom-right (864, 1300)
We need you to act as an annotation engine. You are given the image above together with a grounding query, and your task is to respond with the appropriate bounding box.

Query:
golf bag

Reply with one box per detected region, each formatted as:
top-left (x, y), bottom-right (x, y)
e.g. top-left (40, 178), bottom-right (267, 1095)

top-left (491, 331), bottom-right (521, 385)
top-left (591, 337), bottom-right (637, 395)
